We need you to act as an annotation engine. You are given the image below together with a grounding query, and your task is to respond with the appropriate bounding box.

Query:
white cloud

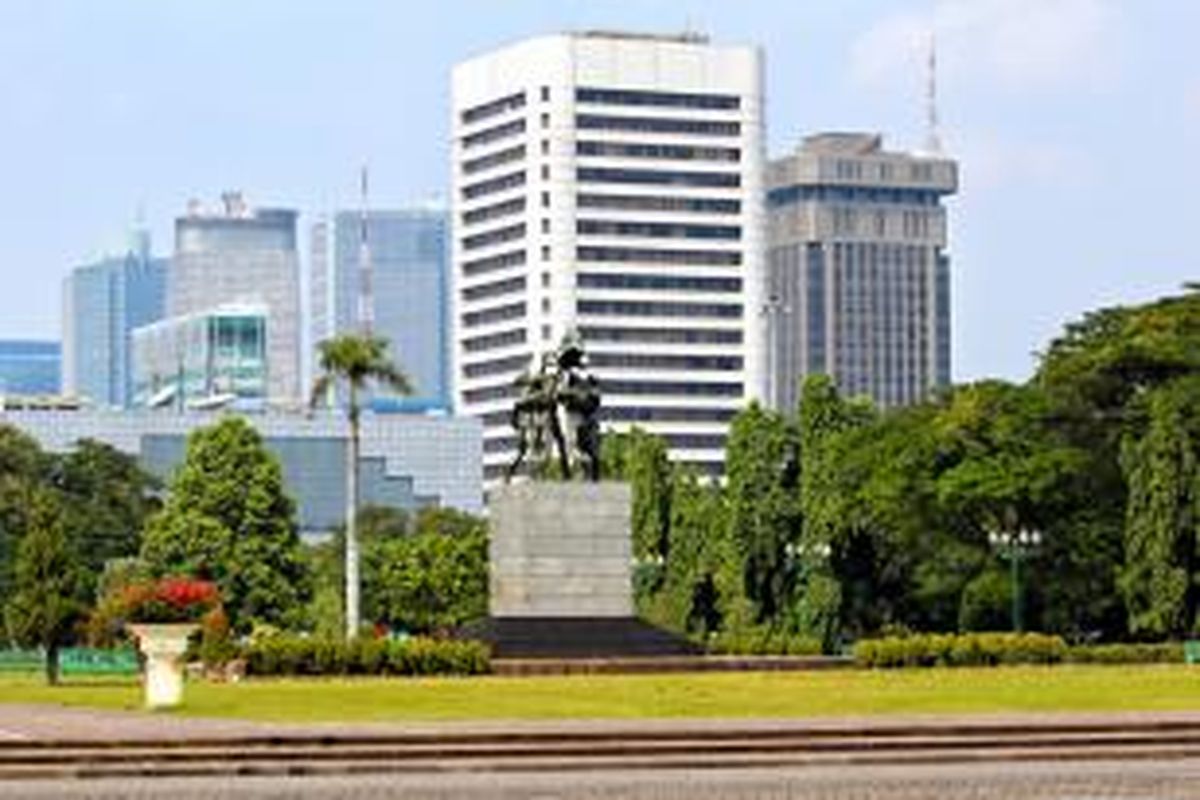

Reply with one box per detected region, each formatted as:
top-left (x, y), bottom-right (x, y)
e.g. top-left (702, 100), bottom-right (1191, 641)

top-left (851, 0), bottom-right (1121, 94)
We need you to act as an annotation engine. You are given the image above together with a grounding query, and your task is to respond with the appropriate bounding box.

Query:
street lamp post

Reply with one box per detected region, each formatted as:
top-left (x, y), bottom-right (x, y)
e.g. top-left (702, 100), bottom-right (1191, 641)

top-left (987, 527), bottom-right (1042, 632)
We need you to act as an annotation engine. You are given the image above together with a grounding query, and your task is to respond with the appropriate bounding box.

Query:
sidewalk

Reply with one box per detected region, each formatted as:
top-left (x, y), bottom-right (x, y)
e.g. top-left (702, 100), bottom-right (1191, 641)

top-left (3, 702), bottom-right (1200, 744)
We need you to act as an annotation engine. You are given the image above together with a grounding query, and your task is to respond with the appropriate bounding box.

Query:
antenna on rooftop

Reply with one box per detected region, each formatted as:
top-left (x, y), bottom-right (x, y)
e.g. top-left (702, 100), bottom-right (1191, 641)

top-left (924, 29), bottom-right (943, 155)
top-left (357, 164), bottom-right (374, 336)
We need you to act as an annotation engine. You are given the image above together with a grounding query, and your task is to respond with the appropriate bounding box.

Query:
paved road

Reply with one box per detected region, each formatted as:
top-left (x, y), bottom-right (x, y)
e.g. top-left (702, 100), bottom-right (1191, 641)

top-left (0, 759), bottom-right (1198, 799)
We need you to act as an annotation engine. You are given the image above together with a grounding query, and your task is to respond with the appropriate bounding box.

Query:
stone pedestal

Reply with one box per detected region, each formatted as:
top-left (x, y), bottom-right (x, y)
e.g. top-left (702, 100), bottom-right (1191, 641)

top-left (489, 482), bottom-right (633, 618)
top-left (128, 623), bottom-right (198, 710)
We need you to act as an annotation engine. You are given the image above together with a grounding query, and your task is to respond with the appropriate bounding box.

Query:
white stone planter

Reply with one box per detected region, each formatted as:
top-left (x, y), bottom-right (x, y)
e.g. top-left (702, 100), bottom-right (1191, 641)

top-left (128, 623), bottom-right (199, 710)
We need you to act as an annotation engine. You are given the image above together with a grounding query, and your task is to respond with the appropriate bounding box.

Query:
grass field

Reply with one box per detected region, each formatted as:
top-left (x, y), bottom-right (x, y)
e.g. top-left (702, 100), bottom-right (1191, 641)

top-left (1, 665), bottom-right (1198, 722)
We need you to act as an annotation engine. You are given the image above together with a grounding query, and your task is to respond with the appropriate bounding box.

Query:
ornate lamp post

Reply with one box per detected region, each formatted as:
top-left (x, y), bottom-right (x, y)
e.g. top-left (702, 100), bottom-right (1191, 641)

top-left (987, 527), bottom-right (1042, 632)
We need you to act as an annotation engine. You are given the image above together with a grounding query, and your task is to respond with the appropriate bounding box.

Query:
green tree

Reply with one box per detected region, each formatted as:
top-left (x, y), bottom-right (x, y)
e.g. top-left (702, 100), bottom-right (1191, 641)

top-left (309, 506), bottom-right (489, 636)
top-left (368, 509), bottom-right (488, 634)
top-left (1119, 377), bottom-right (1200, 637)
top-left (656, 469), bottom-right (727, 636)
top-left (796, 375), bottom-right (871, 644)
top-left (53, 439), bottom-right (158, 591)
top-left (4, 488), bottom-right (84, 684)
top-left (602, 428), bottom-right (672, 561)
top-left (140, 417), bottom-right (310, 633)
top-left (724, 403), bottom-right (801, 624)
top-left (311, 333), bottom-right (411, 639)
top-left (0, 425), bottom-right (48, 604)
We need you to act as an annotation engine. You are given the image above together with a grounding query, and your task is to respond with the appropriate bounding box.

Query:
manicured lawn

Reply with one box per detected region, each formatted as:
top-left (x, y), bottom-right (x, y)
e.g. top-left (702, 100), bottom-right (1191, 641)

top-left (2, 665), bottom-right (1199, 722)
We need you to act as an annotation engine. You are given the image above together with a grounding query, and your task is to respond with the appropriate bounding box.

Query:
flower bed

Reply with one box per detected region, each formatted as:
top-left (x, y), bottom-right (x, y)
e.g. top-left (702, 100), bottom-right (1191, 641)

top-left (118, 577), bottom-right (221, 624)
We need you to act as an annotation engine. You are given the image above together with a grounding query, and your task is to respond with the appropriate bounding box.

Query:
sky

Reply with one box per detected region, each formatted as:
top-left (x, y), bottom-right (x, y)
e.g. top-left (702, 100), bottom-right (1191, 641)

top-left (0, 0), bottom-right (1196, 382)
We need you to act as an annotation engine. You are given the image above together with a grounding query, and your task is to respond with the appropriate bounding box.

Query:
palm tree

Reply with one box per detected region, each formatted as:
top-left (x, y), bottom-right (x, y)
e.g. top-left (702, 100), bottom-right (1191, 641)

top-left (311, 334), bottom-right (411, 639)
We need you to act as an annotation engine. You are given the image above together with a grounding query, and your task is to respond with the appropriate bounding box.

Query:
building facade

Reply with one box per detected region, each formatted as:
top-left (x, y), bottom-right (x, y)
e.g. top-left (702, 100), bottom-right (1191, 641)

top-left (0, 409), bottom-right (483, 534)
top-left (309, 209), bottom-right (449, 411)
top-left (766, 133), bottom-right (957, 411)
top-left (61, 235), bottom-right (167, 407)
top-left (132, 304), bottom-right (268, 410)
top-left (171, 194), bottom-right (301, 405)
top-left (451, 32), bottom-right (766, 480)
top-left (0, 340), bottom-right (60, 397)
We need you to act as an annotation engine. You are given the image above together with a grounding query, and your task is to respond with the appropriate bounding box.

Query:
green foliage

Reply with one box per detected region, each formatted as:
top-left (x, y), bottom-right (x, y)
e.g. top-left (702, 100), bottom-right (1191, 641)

top-left (724, 403), bottom-right (801, 625)
top-left (140, 417), bottom-right (311, 633)
top-left (241, 634), bottom-right (489, 677)
top-left (602, 428), bottom-right (672, 562)
top-left (309, 505), bottom-right (488, 635)
top-left (0, 425), bottom-right (48, 604)
top-left (1064, 642), bottom-right (1183, 664)
top-left (855, 632), bottom-right (1068, 668)
top-left (1118, 376), bottom-right (1200, 637)
top-left (706, 626), bottom-right (822, 656)
top-left (368, 508), bottom-right (487, 634)
top-left (53, 439), bottom-right (157, 593)
top-left (311, 333), bottom-right (412, 414)
top-left (3, 488), bottom-right (85, 683)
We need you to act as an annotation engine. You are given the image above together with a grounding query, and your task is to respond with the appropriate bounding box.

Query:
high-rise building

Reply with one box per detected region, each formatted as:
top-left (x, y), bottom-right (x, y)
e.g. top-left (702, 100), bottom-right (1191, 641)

top-left (132, 304), bottom-right (268, 410)
top-left (766, 133), bottom-right (957, 411)
top-left (62, 234), bottom-right (167, 407)
top-left (0, 340), bottom-right (60, 397)
top-left (309, 209), bottom-right (449, 411)
top-left (451, 32), bottom-right (766, 481)
top-left (171, 193), bottom-right (301, 405)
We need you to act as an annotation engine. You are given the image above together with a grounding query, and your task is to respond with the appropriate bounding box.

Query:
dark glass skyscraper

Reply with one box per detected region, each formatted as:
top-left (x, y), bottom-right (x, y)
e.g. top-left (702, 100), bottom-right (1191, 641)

top-left (767, 133), bottom-right (957, 410)
top-left (62, 233), bottom-right (167, 407)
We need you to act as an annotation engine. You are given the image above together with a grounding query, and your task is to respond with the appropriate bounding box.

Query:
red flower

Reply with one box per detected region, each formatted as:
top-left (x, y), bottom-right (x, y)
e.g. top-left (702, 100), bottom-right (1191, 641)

top-left (118, 577), bottom-right (221, 623)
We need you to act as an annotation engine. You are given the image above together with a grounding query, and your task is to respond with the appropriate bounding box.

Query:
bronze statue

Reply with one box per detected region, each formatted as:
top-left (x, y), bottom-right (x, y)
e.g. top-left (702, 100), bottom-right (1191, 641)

top-left (506, 332), bottom-right (603, 482)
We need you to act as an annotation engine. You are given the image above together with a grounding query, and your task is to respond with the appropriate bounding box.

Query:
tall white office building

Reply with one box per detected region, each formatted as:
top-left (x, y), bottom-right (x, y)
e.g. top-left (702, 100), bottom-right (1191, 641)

top-left (170, 193), bottom-right (302, 405)
top-left (451, 31), bottom-right (766, 481)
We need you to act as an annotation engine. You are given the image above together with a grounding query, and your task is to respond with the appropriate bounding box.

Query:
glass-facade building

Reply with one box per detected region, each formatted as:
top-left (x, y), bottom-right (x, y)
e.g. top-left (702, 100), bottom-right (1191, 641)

top-left (61, 235), bottom-right (167, 407)
top-left (172, 195), bottom-right (301, 405)
top-left (132, 304), bottom-right (267, 410)
top-left (310, 209), bottom-right (449, 411)
top-left (767, 133), bottom-right (957, 410)
top-left (0, 340), bottom-right (61, 396)
top-left (0, 409), bottom-right (483, 534)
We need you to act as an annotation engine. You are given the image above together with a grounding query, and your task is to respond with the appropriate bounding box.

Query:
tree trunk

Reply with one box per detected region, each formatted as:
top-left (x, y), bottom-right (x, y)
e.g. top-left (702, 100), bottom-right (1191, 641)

top-left (45, 643), bottom-right (59, 686)
top-left (345, 386), bottom-right (361, 640)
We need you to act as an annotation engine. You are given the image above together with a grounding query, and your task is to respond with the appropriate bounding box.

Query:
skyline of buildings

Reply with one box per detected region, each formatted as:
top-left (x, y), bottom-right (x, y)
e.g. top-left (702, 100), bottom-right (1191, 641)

top-left (37, 28), bottom-right (959, 488)
top-left (451, 31), bottom-right (766, 480)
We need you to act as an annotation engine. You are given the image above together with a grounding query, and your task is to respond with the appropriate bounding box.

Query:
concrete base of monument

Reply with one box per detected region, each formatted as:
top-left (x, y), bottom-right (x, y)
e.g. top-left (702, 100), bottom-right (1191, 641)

top-left (469, 616), bottom-right (702, 659)
top-left (483, 482), bottom-right (698, 658)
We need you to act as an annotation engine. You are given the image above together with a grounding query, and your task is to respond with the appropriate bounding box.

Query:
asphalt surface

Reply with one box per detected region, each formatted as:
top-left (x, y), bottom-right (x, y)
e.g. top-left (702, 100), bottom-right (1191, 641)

top-left (0, 759), bottom-right (1197, 798)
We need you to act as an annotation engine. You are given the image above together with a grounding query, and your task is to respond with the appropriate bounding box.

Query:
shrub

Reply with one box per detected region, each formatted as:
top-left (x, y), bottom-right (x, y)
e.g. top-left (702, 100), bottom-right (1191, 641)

top-left (241, 635), bottom-right (489, 677)
top-left (1065, 643), bottom-right (1183, 664)
top-left (855, 632), bottom-right (1067, 668)
top-left (198, 607), bottom-right (237, 667)
top-left (706, 626), bottom-right (823, 656)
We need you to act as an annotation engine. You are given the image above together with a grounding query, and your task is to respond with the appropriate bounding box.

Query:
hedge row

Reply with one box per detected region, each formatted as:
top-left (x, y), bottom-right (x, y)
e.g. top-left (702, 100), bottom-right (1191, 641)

top-left (706, 629), bottom-right (823, 656)
top-left (855, 633), bottom-right (1068, 668)
top-left (855, 634), bottom-right (1192, 668)
top-left (241, 636), bottom-right (490, 677)
top-left (1064, 642), bottom-right (1183, 664)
